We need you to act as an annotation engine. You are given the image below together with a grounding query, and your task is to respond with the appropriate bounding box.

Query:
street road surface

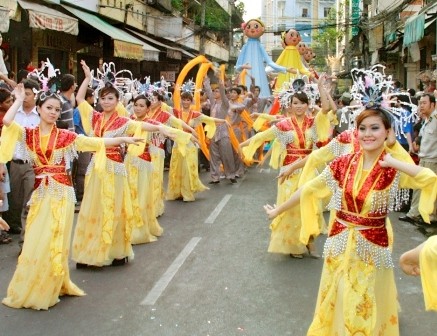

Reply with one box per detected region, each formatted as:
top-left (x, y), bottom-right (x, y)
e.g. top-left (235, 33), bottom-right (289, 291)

top-left (0, 167), bottom-right (434, 335)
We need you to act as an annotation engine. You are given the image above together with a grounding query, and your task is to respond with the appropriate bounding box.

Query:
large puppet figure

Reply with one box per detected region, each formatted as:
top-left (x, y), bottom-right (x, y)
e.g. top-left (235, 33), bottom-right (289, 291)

top-left (275, 29), bottom-right (312, 90)
top-left (235, 19), bottom-right (292, 98)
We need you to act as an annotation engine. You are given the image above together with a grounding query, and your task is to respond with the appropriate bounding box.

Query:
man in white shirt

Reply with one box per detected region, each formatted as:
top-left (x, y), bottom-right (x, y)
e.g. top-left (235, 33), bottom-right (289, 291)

top-left (4, 79), bottom-right (40, 243)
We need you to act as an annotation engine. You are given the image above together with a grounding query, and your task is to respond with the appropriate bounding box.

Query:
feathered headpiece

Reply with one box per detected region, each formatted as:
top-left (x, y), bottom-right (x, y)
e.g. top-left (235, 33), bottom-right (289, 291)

top-left (90, 61), bottom-right (138, 103)
top-left (278, 76), bottom-right (320, 108)
top-left (28, 58), bottom-right (62, 93)
top-left (342, 64), bottom-right (418, 136)
top-left (180, 79), bottom-right (197, 95)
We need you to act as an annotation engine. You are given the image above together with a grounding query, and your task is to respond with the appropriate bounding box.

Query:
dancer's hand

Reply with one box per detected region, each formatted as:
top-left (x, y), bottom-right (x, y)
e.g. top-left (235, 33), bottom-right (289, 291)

top-left (263, 204), bottom-right (278, 219)
top-left (399, 245), bottom-right (422, 276)
top-left (277, 165), bottom-right (295, 184)
top-left (80, 60), bottom-right (92, 79)
top-left (123, 137), bottom-right (145, 145)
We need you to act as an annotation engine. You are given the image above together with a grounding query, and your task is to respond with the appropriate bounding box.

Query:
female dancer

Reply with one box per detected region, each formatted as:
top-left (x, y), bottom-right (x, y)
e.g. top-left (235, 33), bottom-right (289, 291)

top-left (1, 84), bottom-right (142, 310)
top-left (126, 94), bottom-right (193, 244)
top-left (72, 61), bottom-right (175, 267)
top-left (242, 77), bottom-right (331, 257)
top-left (167, 91), bottom-right (226, 201)
top-left (265, 108), bottom-right (436, 335)
top-left (146, 90), bottom-right (192, 216)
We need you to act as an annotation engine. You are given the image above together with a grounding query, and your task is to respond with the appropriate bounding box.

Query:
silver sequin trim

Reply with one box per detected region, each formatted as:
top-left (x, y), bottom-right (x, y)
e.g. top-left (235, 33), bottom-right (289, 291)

top-left (86, 156), bottom-right (127, 176)
top-left (31, 178), bottom-right (76, 204)
top-left (321, 167), bottom-right (343, 211)
top-left (126, 155), bottom-right (153, 171)
top-left (323, 228), bottom-right (394, 269)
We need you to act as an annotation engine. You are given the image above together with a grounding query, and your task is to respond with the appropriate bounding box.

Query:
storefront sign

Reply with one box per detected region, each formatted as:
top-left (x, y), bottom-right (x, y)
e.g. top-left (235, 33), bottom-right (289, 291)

top-left (28, 11), bottom-right (78, 35)
top-left (160, 71), bottom-right (175, 82)
top-left (114, 40), bottom-right (143, 59)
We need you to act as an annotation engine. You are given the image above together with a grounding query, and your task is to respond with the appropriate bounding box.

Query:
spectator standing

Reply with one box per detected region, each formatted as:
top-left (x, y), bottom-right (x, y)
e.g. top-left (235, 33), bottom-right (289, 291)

top-left (59, 74), bottom-right (76, 132)
top-left (400, 93), bottom-right (437, 224)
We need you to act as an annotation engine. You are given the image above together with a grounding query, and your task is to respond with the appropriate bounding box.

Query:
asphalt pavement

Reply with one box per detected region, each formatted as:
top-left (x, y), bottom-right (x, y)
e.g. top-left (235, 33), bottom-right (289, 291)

top-left (0, 166), bottom-right (435, 336)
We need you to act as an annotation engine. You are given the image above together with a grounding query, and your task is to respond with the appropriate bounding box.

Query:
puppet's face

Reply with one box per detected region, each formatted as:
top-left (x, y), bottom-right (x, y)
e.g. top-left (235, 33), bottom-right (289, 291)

top-left (284, 29), bottom-right (301, 46)
top-left (244, 20), bottom-right (265, 39)
top-left (297, 42), bottom-right (307, 55)
top-left (304, 48), bottom-right (315, 62)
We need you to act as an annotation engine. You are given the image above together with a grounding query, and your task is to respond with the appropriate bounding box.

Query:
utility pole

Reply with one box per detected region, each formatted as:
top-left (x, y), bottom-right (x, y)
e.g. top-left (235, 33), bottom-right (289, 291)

top-left (199, 0), bottom-right (206, 55)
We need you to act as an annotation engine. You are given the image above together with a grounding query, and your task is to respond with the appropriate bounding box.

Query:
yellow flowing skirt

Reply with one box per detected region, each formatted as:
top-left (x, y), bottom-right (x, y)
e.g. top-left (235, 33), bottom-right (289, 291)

top-left (72, 166), bottom-right (134, 266)
top-left (126, 155), bottom-right (162, 245)
top-left (268, 170), bottom-right (307, 255)
top-left (151, 149), bottom-right (165, 217)
top-left (307, 230), bottom-right (399, 335)
top-left (166, 145), bottom-right (208, 202)
top-left (3, 188), bottom-right (84, 310)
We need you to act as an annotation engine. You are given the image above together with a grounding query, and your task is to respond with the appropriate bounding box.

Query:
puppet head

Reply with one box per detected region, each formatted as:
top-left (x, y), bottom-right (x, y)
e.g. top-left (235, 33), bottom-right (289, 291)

top-left (282, 28), bottom-right (301, 47)
top-left (243, 19), bottom-right (265, 39)
top-left (297, 42), bottom-right (307, 55)
top-left (304, 48), bottom-right (315, 62)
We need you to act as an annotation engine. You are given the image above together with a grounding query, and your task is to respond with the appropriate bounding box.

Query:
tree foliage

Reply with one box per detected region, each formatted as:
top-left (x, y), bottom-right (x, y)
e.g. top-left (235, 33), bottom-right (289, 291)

top-left (311, 7), bottom-right (345, 70)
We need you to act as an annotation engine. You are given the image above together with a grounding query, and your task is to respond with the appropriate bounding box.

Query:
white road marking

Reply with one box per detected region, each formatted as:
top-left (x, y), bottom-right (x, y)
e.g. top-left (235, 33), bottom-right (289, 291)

top-left (204, 194), bottom-right (232, 224)
top-left (140, 237), bottom-right (201, 306)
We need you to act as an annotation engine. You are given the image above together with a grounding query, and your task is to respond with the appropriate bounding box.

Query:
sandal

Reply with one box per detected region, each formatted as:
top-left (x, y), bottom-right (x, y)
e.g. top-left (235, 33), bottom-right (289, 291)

top-left (0, 232), bottom-right (12, 244)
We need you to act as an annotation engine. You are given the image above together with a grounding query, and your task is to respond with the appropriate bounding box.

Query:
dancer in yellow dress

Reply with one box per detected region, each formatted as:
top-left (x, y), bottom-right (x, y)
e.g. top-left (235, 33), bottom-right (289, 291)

top-left (167, 90), bottom-right (226, 201)
top-left (72, 61), bottom-right (175, 267)
top-left (242, 76), bottom-right (331, 257)
top-left (1, 84), bottom-right (143, 310)
top-left (265, 108), bottom-right (436, 335)
top-left (126, 94), bottom-right (193, 244)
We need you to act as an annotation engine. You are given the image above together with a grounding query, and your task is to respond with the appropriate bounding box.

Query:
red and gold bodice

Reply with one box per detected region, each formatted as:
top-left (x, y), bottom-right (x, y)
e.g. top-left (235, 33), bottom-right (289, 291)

top-left (326, 151), bottom-right (397, 248)
top-left (24, 126), bottom-right (77, 189)
top-left (173, 109), bottom-right (202, 132)
top-left (91, 111), bottom-right (131, 162)
top-left (275, 116), bottom-right (315, 166)
top-left (142, 109), bottom-right (172, 150)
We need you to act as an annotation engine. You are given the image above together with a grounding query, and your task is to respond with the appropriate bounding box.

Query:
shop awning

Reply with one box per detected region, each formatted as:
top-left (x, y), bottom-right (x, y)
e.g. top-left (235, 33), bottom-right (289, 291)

top-left (17, 0), bottom-right (78, 35)
top-left (403, 2), bottom-right (437, 47)
top-left (403, 13), bottom-right (425, 47)
top-left (62, 5), bottom-right (159, 61)
top-left (126, 29), bottom-right (196, 60)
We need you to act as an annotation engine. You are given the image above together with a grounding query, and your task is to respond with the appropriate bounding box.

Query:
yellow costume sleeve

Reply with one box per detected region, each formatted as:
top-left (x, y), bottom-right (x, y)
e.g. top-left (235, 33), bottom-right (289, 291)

top-left (399, 168), bottom-right (437, 223)
top-left (314, 110), bottom-right (331, 143)
top-left (75, 135), bottom-right (107, 176)
top-left (197, 115), bottom-right (217, 139)
top-left (386, 142), bottom-right (414, 164)
top-left (116, 102), bottom-right (129, 117)
top-left (166, 125), bottom-right (192, 157)
top-left (420, 235), bottom-right (437, 311)
top-left (242, 127), bottom-right (275, 164)
top-left (253, 114), bottom-right (276, 131)
top-left (299, 175), bottom-right (332, 244)
top-left (161, 103), bottom-right (172, 113)
top-left (169, 115), bottom-right (184, 130)
top-left (0, 121), bottom-right (23, 163)
top-left (298, 145), bottom-right (335, 187)
top-left (126, 122), bottom-right (149, 157)
top-left (77, 101), bottom-right (94, 135)
top-left (328, 110), bottom-right (338, 126)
